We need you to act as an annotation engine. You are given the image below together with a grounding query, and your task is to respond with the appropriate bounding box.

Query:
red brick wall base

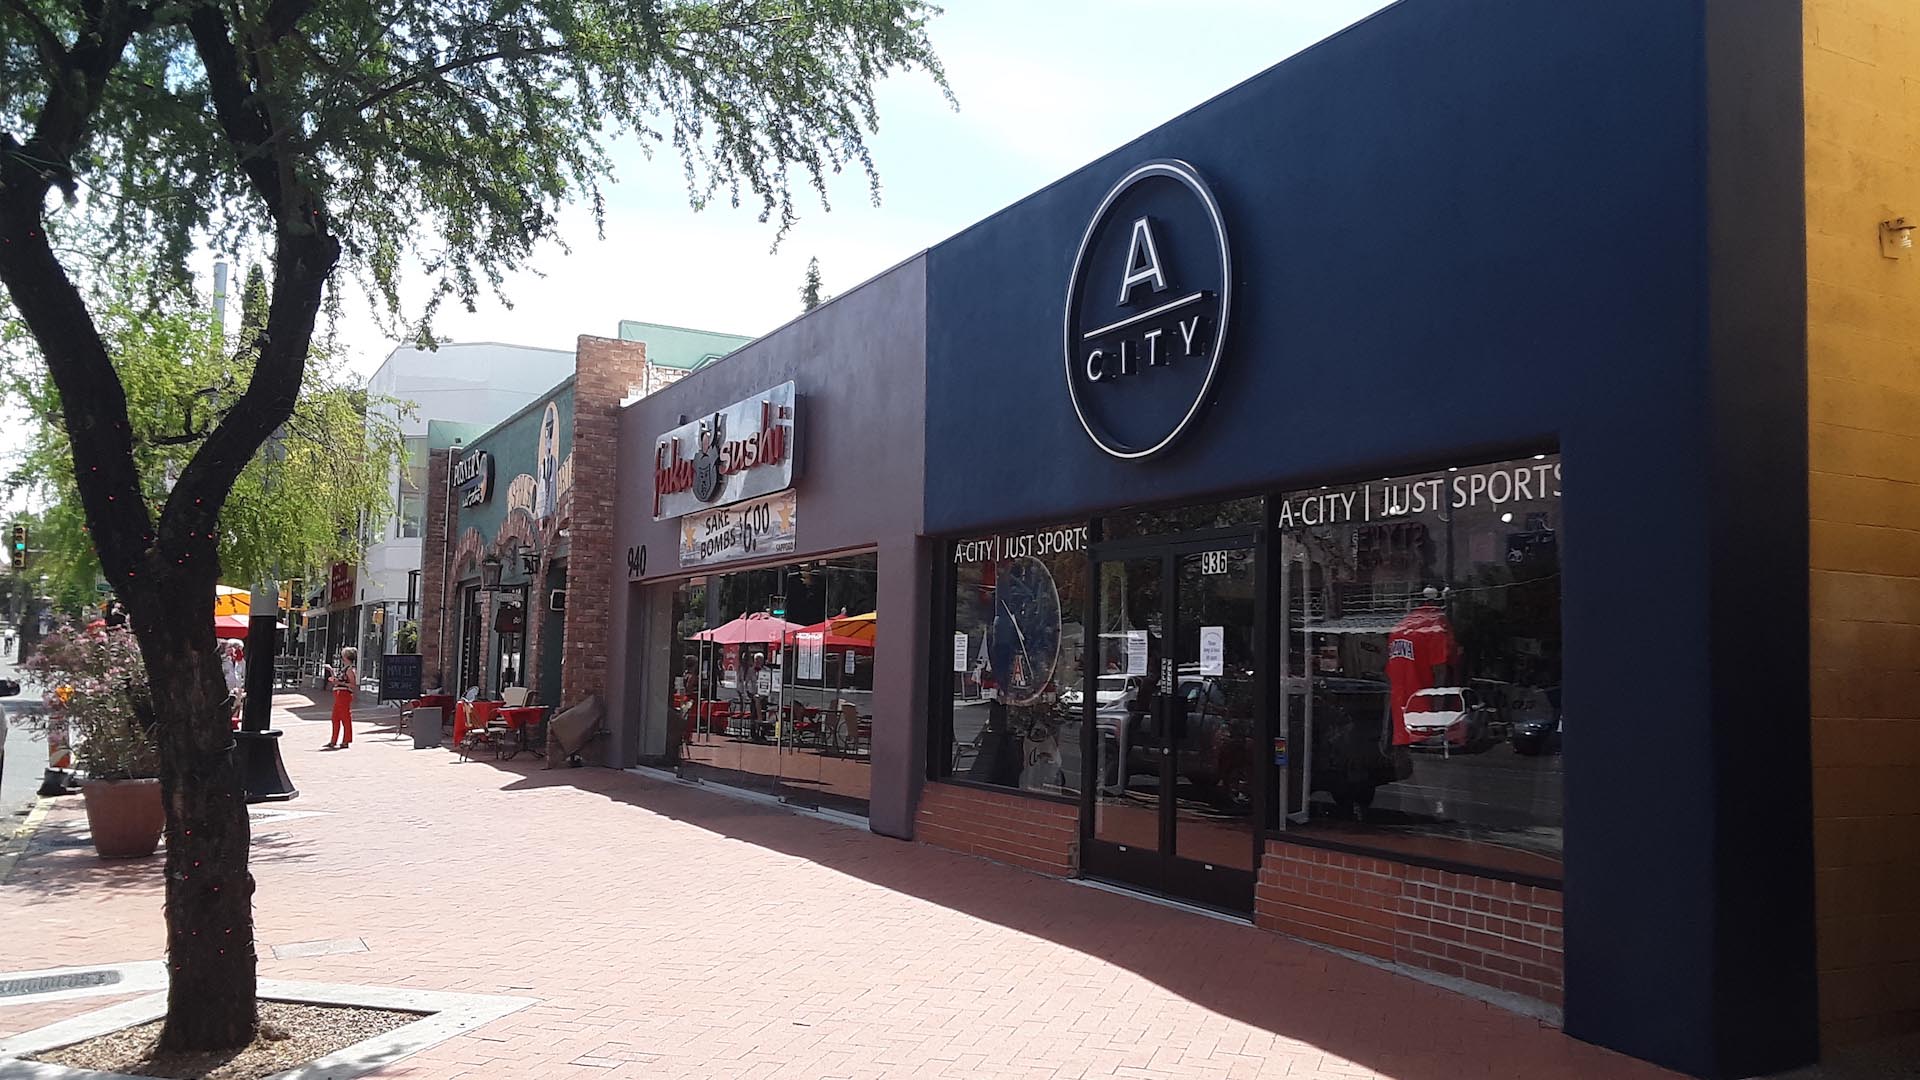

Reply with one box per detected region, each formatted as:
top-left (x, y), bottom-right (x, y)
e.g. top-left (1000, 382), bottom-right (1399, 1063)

top-left (1256, 840), bottom-right (1565, 1007)
top-left (915, 782), bottom-right (1077, 877)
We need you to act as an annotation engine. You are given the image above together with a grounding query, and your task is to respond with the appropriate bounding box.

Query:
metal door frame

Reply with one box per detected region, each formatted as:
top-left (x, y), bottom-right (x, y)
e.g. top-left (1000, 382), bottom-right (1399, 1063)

top-left (1080, 526), bottom-right (1267, 913)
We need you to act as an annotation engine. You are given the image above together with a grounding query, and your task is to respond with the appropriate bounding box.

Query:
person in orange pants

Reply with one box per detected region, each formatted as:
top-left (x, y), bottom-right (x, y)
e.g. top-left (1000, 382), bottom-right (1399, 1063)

top-left (325, 646), bottom-right (358, 749)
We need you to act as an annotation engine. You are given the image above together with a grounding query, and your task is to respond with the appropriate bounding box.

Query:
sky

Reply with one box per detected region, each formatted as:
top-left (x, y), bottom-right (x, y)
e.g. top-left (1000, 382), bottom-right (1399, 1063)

top-left (330, 0), bottom-right (1397, 371)
top-left (2, 0), bottom-right (1396, 515)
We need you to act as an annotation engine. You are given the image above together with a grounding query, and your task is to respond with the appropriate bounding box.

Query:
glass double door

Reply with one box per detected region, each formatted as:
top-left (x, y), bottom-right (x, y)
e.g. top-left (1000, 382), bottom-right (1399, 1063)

top-left (1084, 538), bottom-right (1263, 913)
top-left (672, 557), bottom-right (878, 816)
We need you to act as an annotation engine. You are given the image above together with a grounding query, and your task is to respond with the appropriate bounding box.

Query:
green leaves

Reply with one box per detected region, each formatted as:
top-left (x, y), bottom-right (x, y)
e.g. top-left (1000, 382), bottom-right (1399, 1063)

top-left (6, 279), bottom-right (407, 608)
top-left (3, 0), bottom-right (949, 337)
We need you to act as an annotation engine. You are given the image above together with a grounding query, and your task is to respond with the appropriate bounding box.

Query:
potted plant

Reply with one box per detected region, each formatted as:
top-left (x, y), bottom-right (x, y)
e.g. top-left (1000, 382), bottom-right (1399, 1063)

top-left (25, 619), bottom-right (164, 858)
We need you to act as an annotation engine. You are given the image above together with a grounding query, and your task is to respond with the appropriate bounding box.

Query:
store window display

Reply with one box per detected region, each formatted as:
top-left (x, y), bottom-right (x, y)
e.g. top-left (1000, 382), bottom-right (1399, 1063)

top-left (944, 524), bottom-right (1090, 797)
top-left (1278, 454), bottom-right (1564, 880)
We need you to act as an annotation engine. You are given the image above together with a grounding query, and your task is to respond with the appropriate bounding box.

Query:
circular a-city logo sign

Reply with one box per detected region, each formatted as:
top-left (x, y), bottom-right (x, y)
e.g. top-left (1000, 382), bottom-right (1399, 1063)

top-left (1064, 160), bottom-right (1232, 460)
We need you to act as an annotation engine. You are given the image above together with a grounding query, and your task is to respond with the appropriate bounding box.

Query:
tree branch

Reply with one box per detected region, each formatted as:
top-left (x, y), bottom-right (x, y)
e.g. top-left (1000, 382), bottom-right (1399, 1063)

top-left (185, 4), bottom-right (282, 207)
top-left (0, 0), bottom-right (67, 70)
top-left (161, 2), bottom-right (339, 557)
top-left (0, 0), bottom-right (157, 596)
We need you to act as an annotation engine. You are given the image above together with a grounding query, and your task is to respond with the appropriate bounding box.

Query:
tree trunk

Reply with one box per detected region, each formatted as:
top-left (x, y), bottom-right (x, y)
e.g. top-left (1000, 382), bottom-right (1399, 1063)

top-left (138, 569), bottom-right (258, 1051)
top-left (1, 2), bottom-right (334, 1055)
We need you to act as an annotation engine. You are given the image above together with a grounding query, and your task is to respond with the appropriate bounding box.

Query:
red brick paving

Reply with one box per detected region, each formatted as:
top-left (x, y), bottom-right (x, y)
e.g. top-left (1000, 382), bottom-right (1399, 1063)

top-left (0, 694), bottom-right (1677, 1079)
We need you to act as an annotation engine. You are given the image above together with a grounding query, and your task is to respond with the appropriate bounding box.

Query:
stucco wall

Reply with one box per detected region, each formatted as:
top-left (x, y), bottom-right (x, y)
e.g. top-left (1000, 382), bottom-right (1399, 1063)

top-left (605, 256), bottom-right (929, 837)
top-left (1804, 0), bottom-right (1920, 1046)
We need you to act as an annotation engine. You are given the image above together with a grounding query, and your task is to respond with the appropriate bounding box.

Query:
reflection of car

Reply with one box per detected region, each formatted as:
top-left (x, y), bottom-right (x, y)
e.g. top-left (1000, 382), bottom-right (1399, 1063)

top-left (1061, 675), bottom-right (1129, 708)
top-left (1403, 687), bottom-right (1494, 750)
top-left (1510, 687), bottom-right (1563, 755)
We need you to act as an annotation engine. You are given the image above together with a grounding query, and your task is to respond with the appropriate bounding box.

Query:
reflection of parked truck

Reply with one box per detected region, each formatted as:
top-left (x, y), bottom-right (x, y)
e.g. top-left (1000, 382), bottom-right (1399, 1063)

top-left (1282, 677), bottom-right (1412, 815)
top-left (1096, 674), bottom-right (1255, 810)
top-left (1090, 673), bottom-right (1419, 815)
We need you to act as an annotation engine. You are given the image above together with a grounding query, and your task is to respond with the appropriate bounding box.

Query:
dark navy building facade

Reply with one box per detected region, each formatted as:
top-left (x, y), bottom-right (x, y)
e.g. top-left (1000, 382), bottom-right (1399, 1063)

top-left (919, 2), bottom-right (1811, 1078)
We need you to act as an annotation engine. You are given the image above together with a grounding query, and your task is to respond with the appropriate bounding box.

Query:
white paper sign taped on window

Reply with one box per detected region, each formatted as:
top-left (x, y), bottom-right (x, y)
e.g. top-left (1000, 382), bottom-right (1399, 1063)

top-left (1126, 630), bottom-right (1149, 676)
top-left (952, 632), bottom-right (969, 673)
top-left (1199, 626), bottom-right (1225, 677)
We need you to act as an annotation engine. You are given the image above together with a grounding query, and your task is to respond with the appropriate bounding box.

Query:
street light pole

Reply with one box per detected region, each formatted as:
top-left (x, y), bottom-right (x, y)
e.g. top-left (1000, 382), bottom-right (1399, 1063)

top-left (236, 426), bottom-right (297, 801)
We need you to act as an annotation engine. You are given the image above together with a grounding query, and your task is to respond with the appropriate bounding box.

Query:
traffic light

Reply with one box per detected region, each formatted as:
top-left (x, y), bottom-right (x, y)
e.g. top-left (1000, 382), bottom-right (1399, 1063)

top-left (769, 594), bottom-right (787, 618)
top-left (8, 523), bottom-right (24, 571)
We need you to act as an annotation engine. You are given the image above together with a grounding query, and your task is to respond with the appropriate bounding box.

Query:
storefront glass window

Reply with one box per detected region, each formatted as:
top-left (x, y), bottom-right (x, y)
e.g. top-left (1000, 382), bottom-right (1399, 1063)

top-left (666, 553), bottom-right (880, 816)
top-left (943, 523), bottom-right (1090, 798)
top-left (1278, 453), bottom-right (1563, 880)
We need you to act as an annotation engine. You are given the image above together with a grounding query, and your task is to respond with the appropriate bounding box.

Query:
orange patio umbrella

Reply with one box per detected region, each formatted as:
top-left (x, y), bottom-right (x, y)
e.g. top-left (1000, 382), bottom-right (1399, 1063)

top-left (213, 584), bottom-right (251, 617)
top-left (828, 611), bottom-right (876, 644)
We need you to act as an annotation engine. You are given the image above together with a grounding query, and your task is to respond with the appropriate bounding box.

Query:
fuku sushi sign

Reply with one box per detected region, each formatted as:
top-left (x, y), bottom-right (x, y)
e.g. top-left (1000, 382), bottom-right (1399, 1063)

top-left (653, 381), bottom-right (797, 519)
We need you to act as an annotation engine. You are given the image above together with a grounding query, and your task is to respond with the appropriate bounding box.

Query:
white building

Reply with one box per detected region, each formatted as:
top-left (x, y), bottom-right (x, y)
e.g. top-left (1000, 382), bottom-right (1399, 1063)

top-left (330, 342), bottom-right (578, 665)
top-left (328, 324), bottom-right (751, 670)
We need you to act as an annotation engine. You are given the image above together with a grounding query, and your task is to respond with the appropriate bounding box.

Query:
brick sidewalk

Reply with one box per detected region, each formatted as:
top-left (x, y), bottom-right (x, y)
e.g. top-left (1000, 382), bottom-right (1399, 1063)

top-left (0, 695), bottom-right (1676, 1080)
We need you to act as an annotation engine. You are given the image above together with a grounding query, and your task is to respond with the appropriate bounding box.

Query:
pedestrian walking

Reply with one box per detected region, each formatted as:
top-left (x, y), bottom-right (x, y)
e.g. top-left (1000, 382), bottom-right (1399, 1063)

top-left (325, 646), bottom-right (357, 749)
top-left (222, 642), bottom-right (245, 727)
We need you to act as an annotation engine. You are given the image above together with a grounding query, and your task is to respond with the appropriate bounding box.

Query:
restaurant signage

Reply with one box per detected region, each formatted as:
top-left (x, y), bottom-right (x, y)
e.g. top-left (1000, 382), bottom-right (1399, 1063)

top-left (679, 489), bottom-right (797, 568)
top-left (453, 448), bottom-right (493, 508)
top-left (654, 381), bottom-right (797, 519)
top-left (379, 653), bottom-right (423, 703)
top-left (1064, 160), bottom-right (1231, 460)
top-left (328, 561), bottom-right (354, 606)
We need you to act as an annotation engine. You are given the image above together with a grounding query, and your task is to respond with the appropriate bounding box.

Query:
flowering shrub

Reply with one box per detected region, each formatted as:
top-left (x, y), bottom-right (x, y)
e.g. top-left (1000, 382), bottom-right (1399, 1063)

top-left (24, 619), bottom-right (159, 780)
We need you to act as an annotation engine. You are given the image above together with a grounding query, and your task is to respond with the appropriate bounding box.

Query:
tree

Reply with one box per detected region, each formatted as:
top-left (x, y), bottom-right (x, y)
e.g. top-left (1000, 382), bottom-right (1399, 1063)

top-left (0, 0), bottom-right (947, 1052)
top-left (4, 285), bottom-right (404, 621)
top-left (237, 264), bottom-right (269, 346)
top-left (800, 256), bottom-right (825, 311)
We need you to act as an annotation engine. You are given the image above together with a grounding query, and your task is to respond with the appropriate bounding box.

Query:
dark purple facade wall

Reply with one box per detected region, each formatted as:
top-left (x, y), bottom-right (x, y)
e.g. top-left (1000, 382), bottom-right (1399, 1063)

top-left (606, 255), bottom-right (929, 837)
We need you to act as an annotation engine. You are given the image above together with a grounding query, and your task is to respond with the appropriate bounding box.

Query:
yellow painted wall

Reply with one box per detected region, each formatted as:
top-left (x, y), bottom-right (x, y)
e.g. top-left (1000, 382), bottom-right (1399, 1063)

top-left (1806, 0), bottom-right (1920, 1047)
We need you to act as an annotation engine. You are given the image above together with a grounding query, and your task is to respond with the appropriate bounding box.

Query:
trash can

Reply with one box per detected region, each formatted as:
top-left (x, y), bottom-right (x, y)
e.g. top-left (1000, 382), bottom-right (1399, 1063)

top-left (410, 706), bottom-right (443, 749)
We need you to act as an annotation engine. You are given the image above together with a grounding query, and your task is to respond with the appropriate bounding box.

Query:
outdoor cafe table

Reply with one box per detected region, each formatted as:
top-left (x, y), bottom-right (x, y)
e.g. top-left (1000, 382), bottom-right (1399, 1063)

top-left (452, 699), bottom-right (499, 747)
top-left (497, 705), bottom-right (549, 758)
top-left (413, 694), bottom-right (455, 718)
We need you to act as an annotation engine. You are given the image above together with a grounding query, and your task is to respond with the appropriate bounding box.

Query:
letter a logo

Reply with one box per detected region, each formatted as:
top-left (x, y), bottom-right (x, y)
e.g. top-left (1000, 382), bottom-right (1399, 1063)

top-left (1116, 217), bottom-right (1168, 305)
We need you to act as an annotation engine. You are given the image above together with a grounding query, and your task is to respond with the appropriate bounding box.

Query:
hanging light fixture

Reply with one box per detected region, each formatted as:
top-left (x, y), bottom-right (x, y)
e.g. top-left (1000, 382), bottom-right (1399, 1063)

top-left (480, 553), bottom-right (503, 589)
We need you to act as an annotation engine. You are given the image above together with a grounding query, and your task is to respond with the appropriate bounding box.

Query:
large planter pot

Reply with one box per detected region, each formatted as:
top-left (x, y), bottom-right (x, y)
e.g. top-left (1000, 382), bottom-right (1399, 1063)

top-left (81, 778), bottom-right (164, 859)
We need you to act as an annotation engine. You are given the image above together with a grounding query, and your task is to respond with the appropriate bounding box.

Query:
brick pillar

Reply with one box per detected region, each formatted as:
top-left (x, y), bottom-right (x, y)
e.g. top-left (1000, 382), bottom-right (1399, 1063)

top-left (524, 565), bottom-right (549, 701)
top-left (419, 446), bottom-right (453, 691)
top-left (560, 335), bottom-right (650, 714)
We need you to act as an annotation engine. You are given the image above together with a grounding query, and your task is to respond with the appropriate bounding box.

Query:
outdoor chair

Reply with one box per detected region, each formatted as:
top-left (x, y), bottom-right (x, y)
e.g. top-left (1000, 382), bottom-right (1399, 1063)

top-left (455, 692), bottom-right (504, 762)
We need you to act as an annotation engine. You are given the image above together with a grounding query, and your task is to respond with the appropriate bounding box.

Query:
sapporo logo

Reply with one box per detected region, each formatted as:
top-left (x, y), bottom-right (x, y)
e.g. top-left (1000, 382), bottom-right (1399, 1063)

top-left (1063, 160), bottom-right (1232, 460)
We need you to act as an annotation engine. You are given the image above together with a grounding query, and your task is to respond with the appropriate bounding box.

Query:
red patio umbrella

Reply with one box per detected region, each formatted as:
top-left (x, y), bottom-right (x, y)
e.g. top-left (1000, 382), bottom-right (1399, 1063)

top-left (689, 612), bottom-right (803, 645)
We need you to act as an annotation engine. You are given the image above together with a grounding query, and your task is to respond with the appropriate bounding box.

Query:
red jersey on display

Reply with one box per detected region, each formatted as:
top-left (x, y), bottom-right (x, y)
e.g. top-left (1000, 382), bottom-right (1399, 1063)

top-left (1386, 605), bottom-right (1458, 745)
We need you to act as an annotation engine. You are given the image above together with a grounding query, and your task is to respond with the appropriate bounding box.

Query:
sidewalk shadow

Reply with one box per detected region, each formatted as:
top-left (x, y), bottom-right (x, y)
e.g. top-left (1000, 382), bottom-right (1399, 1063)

top-left (3, 817), bottom-right (315, 898)
top-left (472, 762), bottom-right (1655, 1080)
